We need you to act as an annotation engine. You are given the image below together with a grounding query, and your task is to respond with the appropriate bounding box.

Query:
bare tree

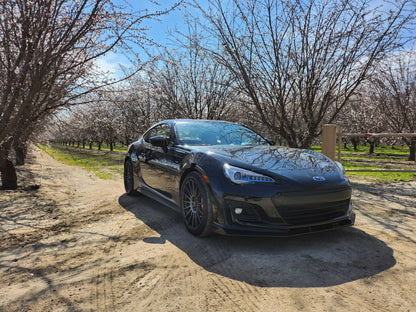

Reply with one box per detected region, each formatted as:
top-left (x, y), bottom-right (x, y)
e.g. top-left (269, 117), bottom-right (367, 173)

top-left (0, 0), bottom-right (180, 189)
top-left (146, 21), bottom-right (237, 121)
top-left (371, 50), bottom-right (416, 160)
top-left (111, 76), bottom-right (161, 142)
top-left (196, 0), bottom-right (415, 148)
top-left (336, 90), bottom-right (388, 152)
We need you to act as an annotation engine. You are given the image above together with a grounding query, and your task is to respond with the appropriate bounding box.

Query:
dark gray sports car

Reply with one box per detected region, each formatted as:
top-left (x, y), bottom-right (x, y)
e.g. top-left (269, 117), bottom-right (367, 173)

top-left (124, 119), bottom-right (355, 236)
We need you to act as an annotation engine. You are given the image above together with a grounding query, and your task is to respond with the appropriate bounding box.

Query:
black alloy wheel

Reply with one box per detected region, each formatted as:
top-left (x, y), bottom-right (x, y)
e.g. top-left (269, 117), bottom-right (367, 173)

top-left (124, 158), bottom-right (134, 195)
top-left (180, 172), bottom-right (213, 237)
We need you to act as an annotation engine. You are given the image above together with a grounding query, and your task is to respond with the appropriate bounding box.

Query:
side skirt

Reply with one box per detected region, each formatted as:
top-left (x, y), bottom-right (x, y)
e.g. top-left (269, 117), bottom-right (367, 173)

top-left (139, 183), bottom-right (180, 213)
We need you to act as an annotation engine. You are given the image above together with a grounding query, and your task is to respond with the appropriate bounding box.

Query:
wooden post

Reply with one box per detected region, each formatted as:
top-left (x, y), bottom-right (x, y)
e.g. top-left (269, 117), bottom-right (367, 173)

top-left (322, 124), bottom-right (337, 161)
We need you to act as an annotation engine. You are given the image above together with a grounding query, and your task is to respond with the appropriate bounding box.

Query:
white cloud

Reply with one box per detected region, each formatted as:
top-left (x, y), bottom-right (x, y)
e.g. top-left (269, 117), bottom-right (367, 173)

top-left (94, 52), bottom-right (130, 78)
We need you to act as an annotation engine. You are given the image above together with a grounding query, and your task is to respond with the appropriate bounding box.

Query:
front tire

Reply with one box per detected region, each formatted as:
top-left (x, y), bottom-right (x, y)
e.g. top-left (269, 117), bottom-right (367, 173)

top-left (180, 172), bottom-right (213, 237)
top-left (124, 158), bottom-right (135, 195)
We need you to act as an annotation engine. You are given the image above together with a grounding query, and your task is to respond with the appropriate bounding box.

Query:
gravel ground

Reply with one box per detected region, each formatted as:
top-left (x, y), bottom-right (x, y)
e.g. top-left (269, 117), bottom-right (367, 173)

top-left (1, 147), bottom-right (415, 311)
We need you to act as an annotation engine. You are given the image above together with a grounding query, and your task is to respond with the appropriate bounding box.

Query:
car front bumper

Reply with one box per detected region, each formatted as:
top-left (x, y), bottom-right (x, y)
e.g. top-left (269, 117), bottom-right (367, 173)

top-left (210, 184), bottom-right (355, 236)
top-left (213, 211), bottom-right (355, 236)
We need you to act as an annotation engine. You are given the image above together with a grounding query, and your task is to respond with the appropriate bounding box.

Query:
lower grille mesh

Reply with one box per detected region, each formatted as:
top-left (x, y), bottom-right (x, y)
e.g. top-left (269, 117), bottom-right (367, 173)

top-left (272, 187), bottom-right (351, 225)
top-left (276, 200), bottom-right (349, 225)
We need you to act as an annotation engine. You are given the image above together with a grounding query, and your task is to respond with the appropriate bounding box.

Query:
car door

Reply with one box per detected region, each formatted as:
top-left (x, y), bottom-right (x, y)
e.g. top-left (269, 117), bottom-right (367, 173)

top-left (138, 123), bottom-right (182, 199)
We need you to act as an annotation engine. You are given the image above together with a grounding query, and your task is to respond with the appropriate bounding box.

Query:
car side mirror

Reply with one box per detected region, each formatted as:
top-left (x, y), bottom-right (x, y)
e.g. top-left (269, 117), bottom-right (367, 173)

top-left (149, 136), bottom-right (168, 147)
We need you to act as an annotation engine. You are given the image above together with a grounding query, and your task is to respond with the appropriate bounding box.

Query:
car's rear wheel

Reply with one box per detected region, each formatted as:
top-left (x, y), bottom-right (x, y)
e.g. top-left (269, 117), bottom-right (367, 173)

top-left (180, 172), bottom-right (213, 237)
top-left (124, 158), bottom-right (135, 195)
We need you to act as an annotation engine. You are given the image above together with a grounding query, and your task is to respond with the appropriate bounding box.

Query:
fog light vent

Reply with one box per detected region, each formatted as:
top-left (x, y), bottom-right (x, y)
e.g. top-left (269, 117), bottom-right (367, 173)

top-left (226, 199), bottom-right (263, 223)
top-left (234, 208), bottom-right (243, 215)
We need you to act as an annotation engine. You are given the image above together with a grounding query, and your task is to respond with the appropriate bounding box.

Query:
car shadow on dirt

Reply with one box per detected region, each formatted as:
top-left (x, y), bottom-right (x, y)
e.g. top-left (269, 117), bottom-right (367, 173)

top-left (119, 194), bottom-right (396, 288)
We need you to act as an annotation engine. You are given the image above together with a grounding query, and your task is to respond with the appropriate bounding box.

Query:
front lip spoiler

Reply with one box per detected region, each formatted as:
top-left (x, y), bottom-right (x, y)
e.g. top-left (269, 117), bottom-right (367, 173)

top-left (212, 212), bottom-right (355, 237)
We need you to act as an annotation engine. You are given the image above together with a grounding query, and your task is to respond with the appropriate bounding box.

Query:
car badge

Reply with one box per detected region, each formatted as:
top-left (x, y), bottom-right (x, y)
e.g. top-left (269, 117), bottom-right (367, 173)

top-left (313, 175), bottom-right (326, 182)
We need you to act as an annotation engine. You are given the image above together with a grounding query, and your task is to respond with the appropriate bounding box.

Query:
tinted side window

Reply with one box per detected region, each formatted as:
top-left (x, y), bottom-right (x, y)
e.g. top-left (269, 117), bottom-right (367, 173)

top-left (144, 124), bottom-right (171, 142)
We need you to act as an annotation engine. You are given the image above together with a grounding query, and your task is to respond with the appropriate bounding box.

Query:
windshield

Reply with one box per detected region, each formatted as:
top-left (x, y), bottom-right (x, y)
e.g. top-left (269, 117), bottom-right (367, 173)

top-left (175, 121), bottom-right (269, 146)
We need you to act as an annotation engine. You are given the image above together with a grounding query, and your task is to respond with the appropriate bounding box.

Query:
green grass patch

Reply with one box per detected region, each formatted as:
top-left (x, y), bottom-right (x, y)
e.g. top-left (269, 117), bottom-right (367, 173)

top-left (311, 144), bottom-right (410, 155)
top-left (38, 144), bottom-right (124, 180)
top-left (342, 162), bottom-right (415, 183)
top-left (341, 155), bottom-right (408, 161)
top-left (342, 144), bottom-right (409, 155)
top-left (58, 142), bottom-right (128, 153)
top-left (309, 144), bottom-right (415, 182)
top-left (89, 144), bottom-right (128, 153)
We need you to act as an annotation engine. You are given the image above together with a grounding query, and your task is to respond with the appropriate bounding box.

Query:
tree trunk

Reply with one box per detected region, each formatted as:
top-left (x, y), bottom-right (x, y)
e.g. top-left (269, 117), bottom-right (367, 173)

top-left (110, 142), bottom-right (113, 151)
top-left (351, 138), bottom-right (358, 151)
top-left (14, 145), bottom-right (26, 166)
top-left (0, 156), bottom-right (17, 189)
top-left (409, 138), bottom-right (416, 161)
top-left (369, 141), bottom-right (375, 154)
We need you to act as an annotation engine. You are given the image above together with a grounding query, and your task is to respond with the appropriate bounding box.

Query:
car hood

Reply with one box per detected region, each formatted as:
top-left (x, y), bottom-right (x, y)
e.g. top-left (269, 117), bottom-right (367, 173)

top-left (190, 145), bottom-right (343, 182)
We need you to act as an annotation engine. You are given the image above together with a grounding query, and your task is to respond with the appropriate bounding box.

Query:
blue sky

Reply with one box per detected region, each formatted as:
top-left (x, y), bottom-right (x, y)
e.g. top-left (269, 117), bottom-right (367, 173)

top-left (97, 0), bottom-right (415, 76)
top-left (96, 0), bottom-right (200, 75)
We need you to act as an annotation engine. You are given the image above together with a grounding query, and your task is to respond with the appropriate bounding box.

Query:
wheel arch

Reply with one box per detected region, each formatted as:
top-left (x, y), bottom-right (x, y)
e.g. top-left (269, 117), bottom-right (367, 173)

top-left (124, 155), bottom-right (141, 192)
top-left (180, 169), bottom-right (215, 236)
top-left (179, 164), bottom-right (209, 190)
top-left (179, 164), bottom-right (222, 229)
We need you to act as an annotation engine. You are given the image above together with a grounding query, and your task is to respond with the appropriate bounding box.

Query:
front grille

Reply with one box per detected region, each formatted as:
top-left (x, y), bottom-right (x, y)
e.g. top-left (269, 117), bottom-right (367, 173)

top-left (276, 200), bottom-right (349, 225)
top-left (272, 186), bottom-right (351, 225)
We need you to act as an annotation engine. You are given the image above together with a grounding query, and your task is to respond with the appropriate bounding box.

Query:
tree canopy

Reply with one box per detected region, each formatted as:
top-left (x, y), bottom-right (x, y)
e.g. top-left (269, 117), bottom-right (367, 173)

top-left (0, 0), bottom-right (179, 189)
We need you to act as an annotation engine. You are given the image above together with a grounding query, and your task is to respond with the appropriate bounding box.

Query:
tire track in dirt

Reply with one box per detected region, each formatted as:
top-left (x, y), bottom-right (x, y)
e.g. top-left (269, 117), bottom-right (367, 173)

top-left (207, 275), bottom-right (260, 312)
top-left (135, 266), bottom-right (170, 310)
top-left (92, 249), bottom-right (116, 311)
top-left (88, 203), bottom-right (132, 311)
top-left (172, 235), bottom-right (268, 312)
top-left (187, 265), bottom-right (205, 310)
top-left (333, 287), bottom-right (393, 312)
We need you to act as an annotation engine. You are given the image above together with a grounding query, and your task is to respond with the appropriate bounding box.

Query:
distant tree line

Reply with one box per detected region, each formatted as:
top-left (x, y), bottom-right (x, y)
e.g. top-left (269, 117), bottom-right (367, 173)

top-left (335, 50), bottom-right (416, 160)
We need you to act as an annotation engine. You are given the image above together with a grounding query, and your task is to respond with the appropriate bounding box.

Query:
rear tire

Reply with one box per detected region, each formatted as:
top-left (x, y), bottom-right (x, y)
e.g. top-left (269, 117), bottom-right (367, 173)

top-left (124, 158), bottom-right (135, 195)
top-left (180, 172), bottom-right (213, 237)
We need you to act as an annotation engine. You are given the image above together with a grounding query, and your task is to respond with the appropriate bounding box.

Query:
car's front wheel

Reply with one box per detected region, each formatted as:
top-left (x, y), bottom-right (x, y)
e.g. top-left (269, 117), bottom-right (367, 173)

top-left (180, 172), bottom-right (213, 237)
top-left (124, 158), bottom-right (135, 195)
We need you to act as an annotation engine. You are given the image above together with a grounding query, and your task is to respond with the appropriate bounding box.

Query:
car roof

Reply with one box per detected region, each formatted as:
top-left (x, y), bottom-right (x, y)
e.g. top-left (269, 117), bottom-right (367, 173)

top-left (162, 119), bottom-right (236, 125)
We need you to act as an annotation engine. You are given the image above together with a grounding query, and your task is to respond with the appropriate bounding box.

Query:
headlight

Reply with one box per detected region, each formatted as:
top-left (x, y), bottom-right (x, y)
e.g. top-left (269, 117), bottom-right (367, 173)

top-left (334, 161), bottom-right (346, 176)
top-left (223, 164), bottom-right (275, 184)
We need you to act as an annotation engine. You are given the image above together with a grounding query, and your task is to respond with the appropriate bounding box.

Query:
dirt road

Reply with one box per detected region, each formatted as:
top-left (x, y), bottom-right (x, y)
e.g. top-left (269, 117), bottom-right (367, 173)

top-left (1, 147), bottom-right (415, 311)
